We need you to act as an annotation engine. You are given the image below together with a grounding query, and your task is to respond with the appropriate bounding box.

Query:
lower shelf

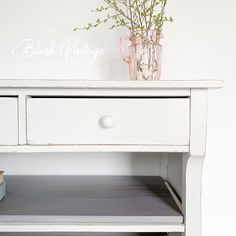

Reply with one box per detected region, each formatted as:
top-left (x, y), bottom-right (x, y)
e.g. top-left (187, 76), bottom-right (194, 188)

top-left (0, 176), bottom-right (184, 232)
top-left (0, 234), bottom-right (167, 236)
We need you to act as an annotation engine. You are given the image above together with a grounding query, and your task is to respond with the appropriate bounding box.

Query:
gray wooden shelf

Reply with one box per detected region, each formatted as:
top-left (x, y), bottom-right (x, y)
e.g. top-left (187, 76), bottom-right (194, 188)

top-left (0, 176), bottom-right (183, 232)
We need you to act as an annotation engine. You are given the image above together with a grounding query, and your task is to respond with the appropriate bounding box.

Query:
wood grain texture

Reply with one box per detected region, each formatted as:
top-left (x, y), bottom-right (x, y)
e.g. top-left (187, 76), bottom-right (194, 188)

top-left (0, 176), bottom-right (183, 224)
top-left (0, 182), bottom-right (6, 200)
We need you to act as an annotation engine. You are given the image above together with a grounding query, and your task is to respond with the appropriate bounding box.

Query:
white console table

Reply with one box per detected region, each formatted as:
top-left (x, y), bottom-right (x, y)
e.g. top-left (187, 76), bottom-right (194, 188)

top-left (0, 80), bottom-right (223, 236)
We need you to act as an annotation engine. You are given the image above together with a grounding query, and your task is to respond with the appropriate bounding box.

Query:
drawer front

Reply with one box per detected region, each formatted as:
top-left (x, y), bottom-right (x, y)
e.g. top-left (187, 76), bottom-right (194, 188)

top-left (0, 98), bottom-right (18, 145)
top-left (27, 98), bottom-right (189, 145)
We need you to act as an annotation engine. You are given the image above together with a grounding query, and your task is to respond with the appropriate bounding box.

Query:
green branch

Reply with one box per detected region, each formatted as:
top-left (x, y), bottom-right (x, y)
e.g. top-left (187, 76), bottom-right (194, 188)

top-left (75, 0), bottom-right (173, 33)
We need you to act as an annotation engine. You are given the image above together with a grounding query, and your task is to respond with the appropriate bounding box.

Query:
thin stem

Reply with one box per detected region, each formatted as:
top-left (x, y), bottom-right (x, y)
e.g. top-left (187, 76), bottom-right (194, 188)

top-left (142, 0), bottom-right (149, 29)
top-left (134, 0), bottom-right (144, 30)
top-left (148, 0), bottom-right (155, 30)
top-left (78, 0), bottom-right (172, 33)
top-left (157, 0), bottom-right (167, 31)
top-left (128, 0), bottom-right (134, 31)
top-left (104, 0), bottom-right (132, 22)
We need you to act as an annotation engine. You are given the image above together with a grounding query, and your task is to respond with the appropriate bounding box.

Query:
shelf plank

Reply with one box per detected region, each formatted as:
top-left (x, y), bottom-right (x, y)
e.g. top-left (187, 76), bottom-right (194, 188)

top-left (0, 145), bottom-right (189, 153)
top-left (0, 224), bottom-right (184, 233)
top-left (0, 233), bottom-right (167, 236)
top-left (0, 176), bottom-right (183, 232)
top-left (0, 176), bottom-right (184, 232)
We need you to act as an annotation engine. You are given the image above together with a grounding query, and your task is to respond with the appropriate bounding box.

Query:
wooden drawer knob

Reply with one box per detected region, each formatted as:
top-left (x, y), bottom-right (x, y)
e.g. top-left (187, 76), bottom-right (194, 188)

top-left (99, 116), bottom-right (115, 129)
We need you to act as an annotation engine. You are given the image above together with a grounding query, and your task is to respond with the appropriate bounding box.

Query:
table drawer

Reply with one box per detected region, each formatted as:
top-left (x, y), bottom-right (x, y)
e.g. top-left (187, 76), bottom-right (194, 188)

top-left (27, 98), bottom-right (189, 145)
top-left (0, 98), bottom-right (18, 145)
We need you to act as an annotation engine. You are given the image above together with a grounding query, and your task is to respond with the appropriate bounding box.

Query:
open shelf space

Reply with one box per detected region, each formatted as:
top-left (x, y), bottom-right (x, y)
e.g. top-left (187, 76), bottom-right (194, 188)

top-left (0, 176), bottom-right (183, 232)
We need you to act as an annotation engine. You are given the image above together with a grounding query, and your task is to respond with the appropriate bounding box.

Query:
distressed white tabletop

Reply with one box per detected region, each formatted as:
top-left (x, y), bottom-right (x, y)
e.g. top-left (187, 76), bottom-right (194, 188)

top-left (0, 80), bottom-right (223, 89)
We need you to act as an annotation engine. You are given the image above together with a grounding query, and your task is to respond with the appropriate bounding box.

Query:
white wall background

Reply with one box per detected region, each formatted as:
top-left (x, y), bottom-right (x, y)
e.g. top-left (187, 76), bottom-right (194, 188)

top-left (0, 0), bottom-right (236, 236)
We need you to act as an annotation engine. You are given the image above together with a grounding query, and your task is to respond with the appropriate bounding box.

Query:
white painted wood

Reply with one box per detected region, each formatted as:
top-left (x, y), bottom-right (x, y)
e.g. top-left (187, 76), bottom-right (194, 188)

top-left (0, 224), bottom-right (184, 233)
top-left (0, 145), bottom-right (189, 153)
top-left (18, 95), bottom-right (27, 144)
top-left (0, 233), bottom-right (167, 236)
top-left (0, 88), bottom-right (191, 97)
top-left (167, 153), bottom-right (183, 198)
top-left (0, 233), bottom-right (168, 236)
top-left (27, 98), bottom-right (190, 146)
top-left (0, 79), bottom-right (223, 89)
top-left (0, 153), bottom-right (163, 176)
top-left (0, 98), bottom-right (18, 145)
top-left (165, 181), bottom-right (182, 213)
top-left (180, 89), bottom-right (209, 236)
top-left (182, 154), bottom-right (204, 236)
top-left (160, 153), bottom-right (168, 179)
top-left (0, 80), bottom-right (222, 235)
top-left (189, 89), bottom-right (208, 156)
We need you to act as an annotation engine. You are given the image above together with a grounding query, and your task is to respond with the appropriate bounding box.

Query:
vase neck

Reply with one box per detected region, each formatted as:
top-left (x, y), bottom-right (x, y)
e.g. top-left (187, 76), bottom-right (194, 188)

top-left (130, 30), bottom-right (161, 44)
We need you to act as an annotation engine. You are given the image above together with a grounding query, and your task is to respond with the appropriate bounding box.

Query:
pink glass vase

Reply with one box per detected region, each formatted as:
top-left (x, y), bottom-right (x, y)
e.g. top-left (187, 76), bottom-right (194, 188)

top-left (120, 30), bottom-right (162, 80)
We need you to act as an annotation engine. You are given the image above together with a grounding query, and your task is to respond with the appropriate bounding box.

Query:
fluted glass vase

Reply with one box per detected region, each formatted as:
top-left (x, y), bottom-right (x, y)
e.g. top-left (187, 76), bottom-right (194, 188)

top-left (120, 30), bottom-right (162, 80)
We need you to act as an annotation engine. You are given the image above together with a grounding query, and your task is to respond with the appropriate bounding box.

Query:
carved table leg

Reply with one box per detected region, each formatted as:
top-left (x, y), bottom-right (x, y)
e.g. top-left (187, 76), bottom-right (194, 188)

top-left (182, 154), bottom-right (205, 236)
